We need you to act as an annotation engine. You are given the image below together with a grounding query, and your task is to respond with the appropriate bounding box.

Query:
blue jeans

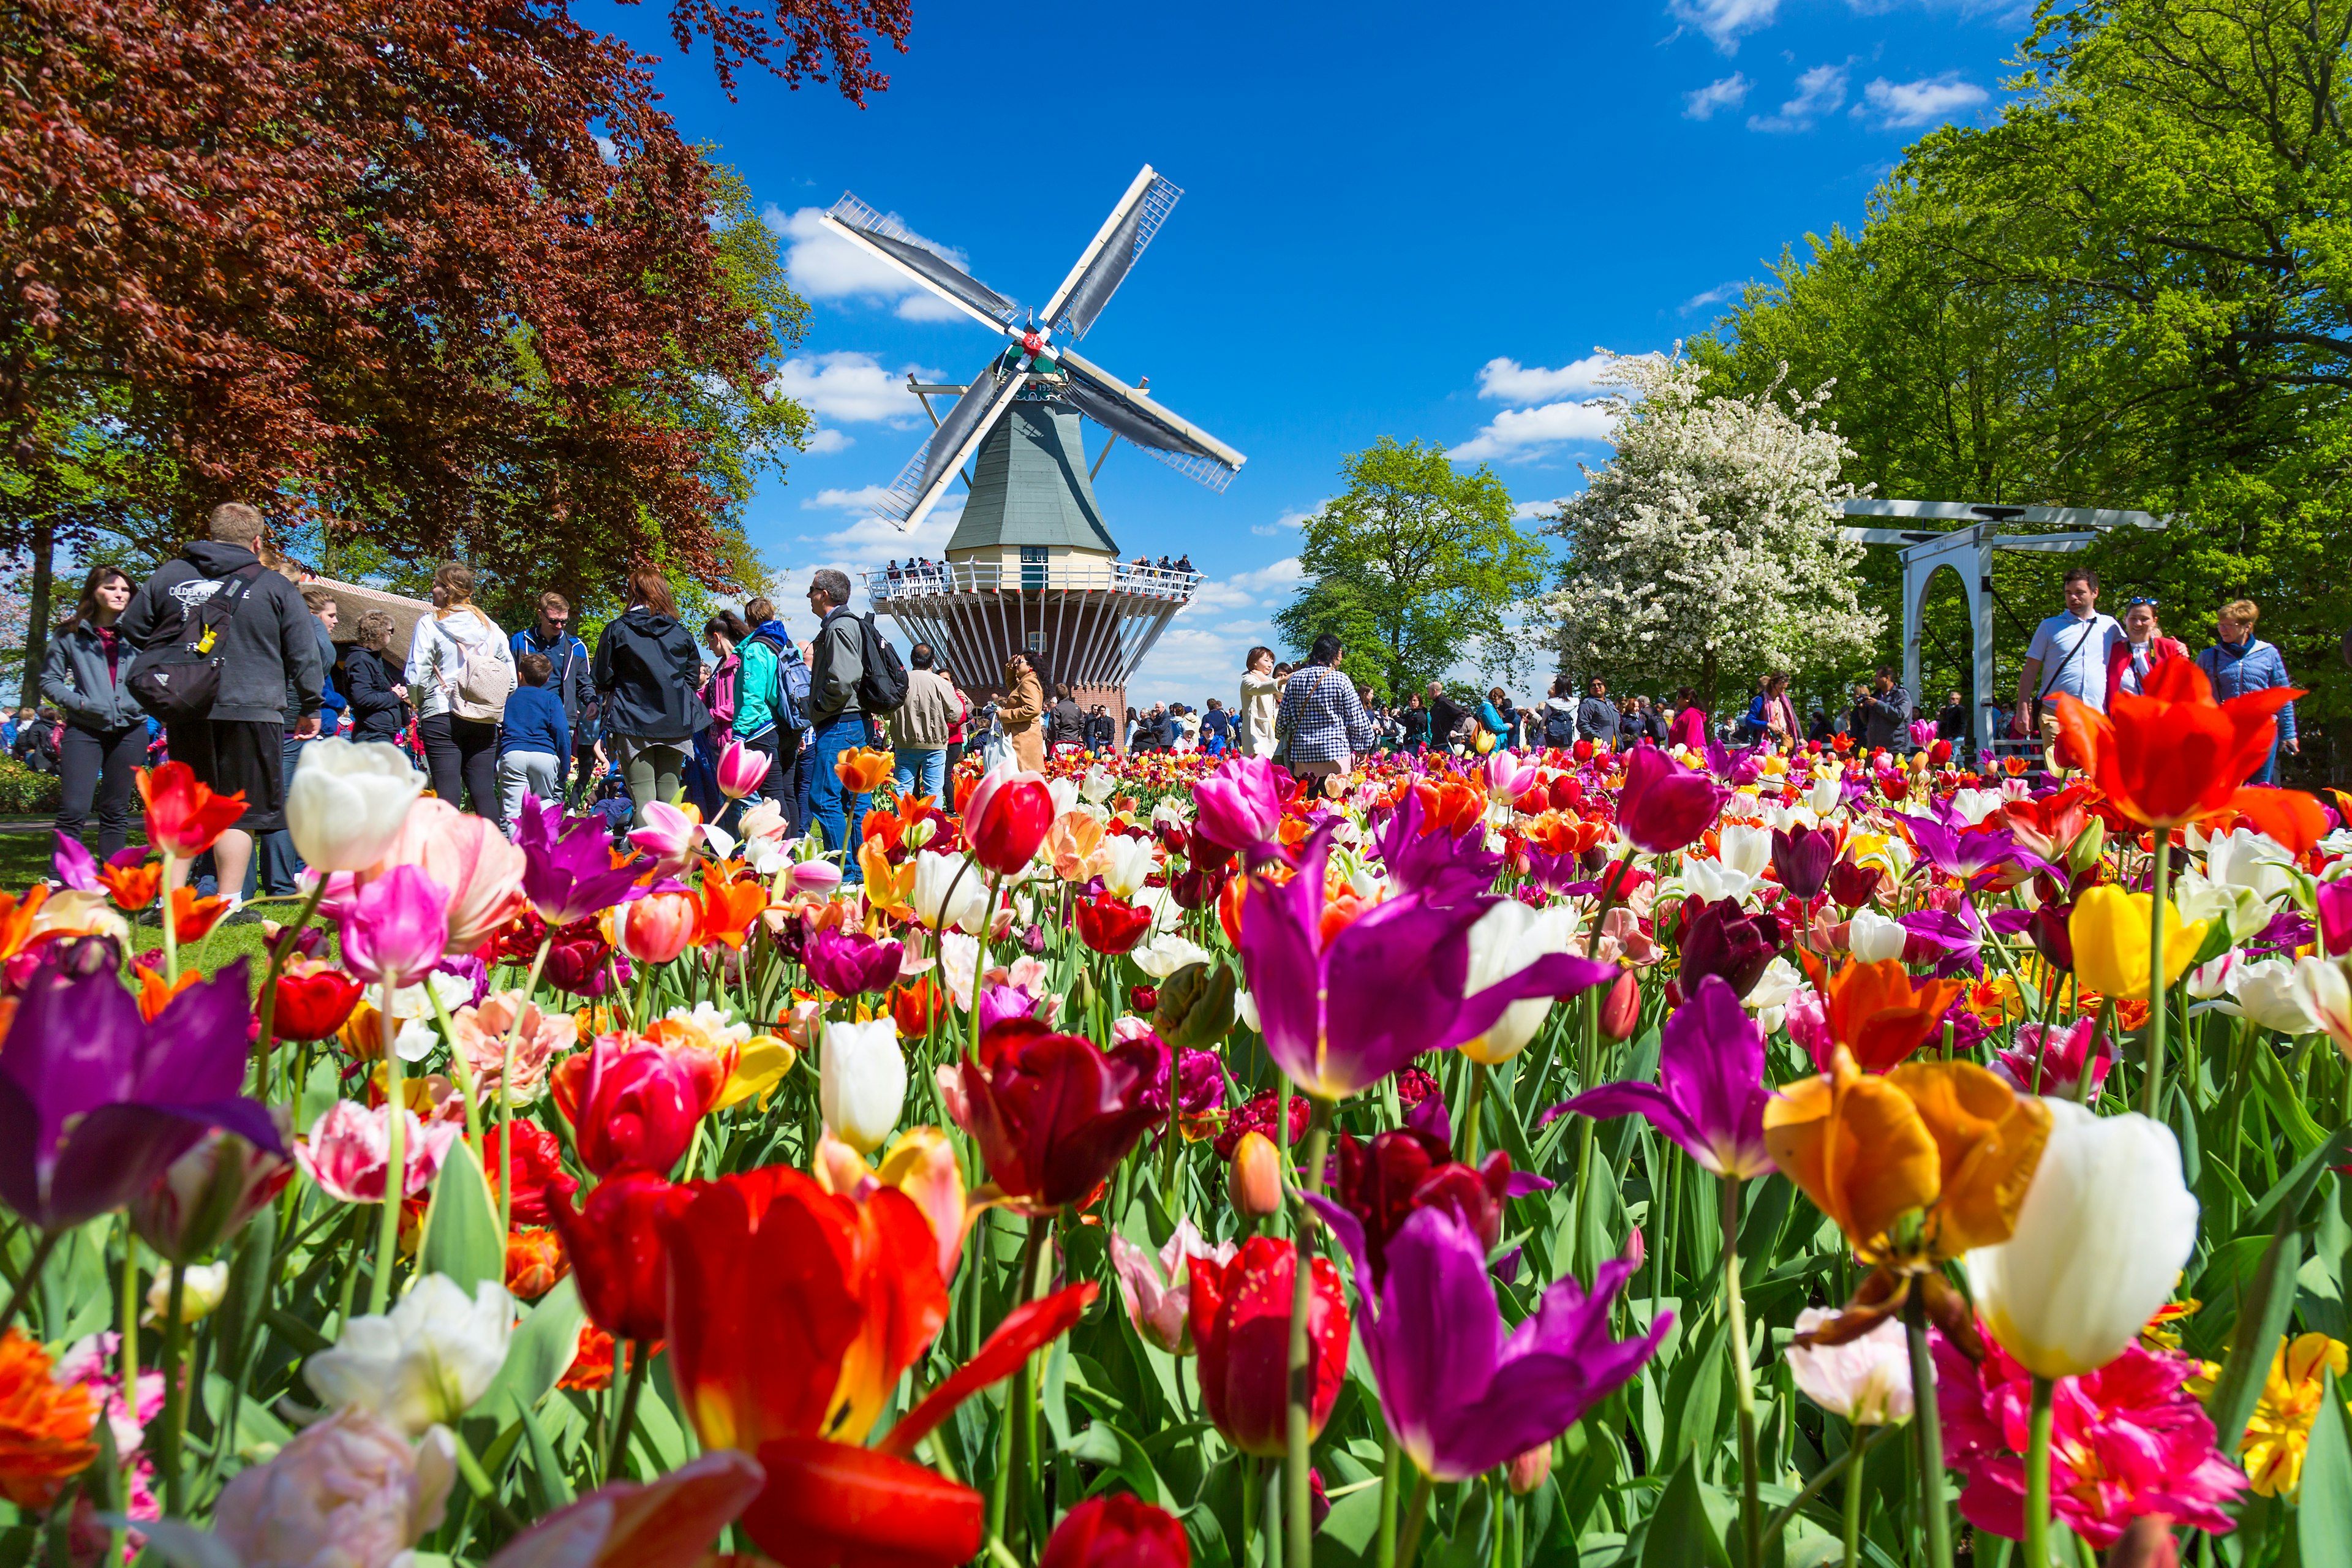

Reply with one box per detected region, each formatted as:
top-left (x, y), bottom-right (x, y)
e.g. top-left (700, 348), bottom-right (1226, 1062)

top-left (2250, 736), bottom-right (2282, 786)
top-left (809, 712), bottom-right (873, 881)
top-left (893, 747), bottom-right (945, 801)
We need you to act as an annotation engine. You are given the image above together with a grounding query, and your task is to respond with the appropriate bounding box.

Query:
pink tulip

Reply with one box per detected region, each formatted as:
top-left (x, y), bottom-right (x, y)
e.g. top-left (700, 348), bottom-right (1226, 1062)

top-left (339, 865), bottom-right (453, 987)
top-left (1109, 1217), bottom-right (1235, 1355)
top-left (1484, 750), bottom-right (1539, 802)
top-left (715, 739), bottom-right (772, 802)
top-left (295, 1099), bottom-right (462, 1203)
top-left (787, 860), bottom-right (843, 898)
top-left (616, 889), bottom-right (696, 966)
top-left (379, 797), bottom-right (527, 954)
top-left (629, 801), bottom-right (701, 878)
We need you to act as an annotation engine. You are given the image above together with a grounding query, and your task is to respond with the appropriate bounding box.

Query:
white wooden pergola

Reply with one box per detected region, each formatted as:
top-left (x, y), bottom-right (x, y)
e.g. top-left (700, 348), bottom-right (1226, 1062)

top-left (1839, 500), bottom-right (2165, 755)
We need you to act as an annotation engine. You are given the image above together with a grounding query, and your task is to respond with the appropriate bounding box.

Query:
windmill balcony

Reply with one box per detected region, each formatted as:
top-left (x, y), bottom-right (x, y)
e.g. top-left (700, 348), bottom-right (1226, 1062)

top-left (862, 560), bottom-right (1204, 605)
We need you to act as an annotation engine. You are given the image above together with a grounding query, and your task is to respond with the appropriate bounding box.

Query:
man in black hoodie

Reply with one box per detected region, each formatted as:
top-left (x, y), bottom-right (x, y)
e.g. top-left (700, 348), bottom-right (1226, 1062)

top-left (121, 502), bottom-right (323, 902)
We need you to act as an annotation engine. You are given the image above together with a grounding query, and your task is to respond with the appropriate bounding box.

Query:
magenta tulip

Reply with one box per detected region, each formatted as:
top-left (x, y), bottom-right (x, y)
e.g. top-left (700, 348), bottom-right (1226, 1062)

top-left (1192, 755), bottom-right (1283, 861)
top-left (1545, 974), bottom-right (1774, 1179)
top-left (716, 738), bottom-right (772, 802)
top-left (339, 864), bottom-right (453, 987)
top-left (1615, 745), bottom-right (1731, 855)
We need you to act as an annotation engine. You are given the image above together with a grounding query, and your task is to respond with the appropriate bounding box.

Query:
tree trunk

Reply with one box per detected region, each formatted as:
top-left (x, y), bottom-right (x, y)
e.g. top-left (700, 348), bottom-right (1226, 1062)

top-left (18, 514), bottom-right (53, 711)
top-left (1700, 647), bottom-right (1719, 717)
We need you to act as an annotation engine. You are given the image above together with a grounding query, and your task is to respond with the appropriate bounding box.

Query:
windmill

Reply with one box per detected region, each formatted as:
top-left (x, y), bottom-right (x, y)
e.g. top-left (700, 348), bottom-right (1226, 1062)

top-left (818, 168), bottom-right (1245, 732)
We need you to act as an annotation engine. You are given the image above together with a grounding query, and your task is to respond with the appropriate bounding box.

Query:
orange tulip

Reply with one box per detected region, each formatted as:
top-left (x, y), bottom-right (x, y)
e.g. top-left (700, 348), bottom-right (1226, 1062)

top-left (1765, 1048), bottom-right (2049, 1345)
top-left (1800, 952), bottom-right (1965, 1074)
top-left (615, 890), bottom-right (696, 966)
top-left (136, 965), bottom-right (204, 1022)
top-left (856, 838), bottom-right (917, 921)
top-left (171, 886), bottom-right (232, 944)
top-left (96, 856), bottom-right (162, 912)
top-left (1046, 811), bottom-right (1111, 884)
top-left (2052, 658), bottom-right (2302, 829)
top-left (689, 864), bottom-right (771, 950)
top-left (0, 887), bottom-right (47, 966)
top-left (834, 747), bottom-right (895, 794)
top-left (136, 761), bottom-right (247, 860)
top-left (0, 1329), bottom-right (99, 1507)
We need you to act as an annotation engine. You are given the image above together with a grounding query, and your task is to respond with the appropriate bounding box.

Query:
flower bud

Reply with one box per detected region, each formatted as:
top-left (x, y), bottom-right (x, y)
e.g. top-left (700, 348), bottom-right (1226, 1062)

top-left (1506, 1442), bottom-right (1553, 1495)
top-left (145, 1259), bottom-right (230, 1325)
top-left (1226, 1131), bottom-right (1284, 1220)
top-left (131, 1117), bottom-right (295, 1264)
top-left (1597, 968), bottom-right (1642, 1042)
top-left (2066, 816), bottom-right (2108, 878)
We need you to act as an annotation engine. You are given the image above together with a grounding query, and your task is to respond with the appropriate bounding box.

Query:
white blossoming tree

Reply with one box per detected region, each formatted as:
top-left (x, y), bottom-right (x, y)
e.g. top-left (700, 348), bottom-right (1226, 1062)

top-left (1538, 350), bottom-right (1882, 710)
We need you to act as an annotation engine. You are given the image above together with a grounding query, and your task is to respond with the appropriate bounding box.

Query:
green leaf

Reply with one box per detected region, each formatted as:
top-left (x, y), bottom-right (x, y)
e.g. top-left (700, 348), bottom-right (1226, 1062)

top-left (418, 1138), bottom-right (503, 1296)
top-left (1074, 1419), bottom-right (1172, 1510)
top-left (513, 1385), bottom-right (574, 1513)
top-left (469, 1275), bottom-right (585, 1420)
top-left (2301, 1368), bottom-right (2352, 1564)
top-left (1642, 1456), bottom-right (1731, 1568)
top-left (2205, 1123), bottom-right (2352, 1451)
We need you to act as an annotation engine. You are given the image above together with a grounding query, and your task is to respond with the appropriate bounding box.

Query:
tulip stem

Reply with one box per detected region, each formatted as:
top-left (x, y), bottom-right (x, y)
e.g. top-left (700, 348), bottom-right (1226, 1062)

top-left (1458, 1060), bottom-right (1487, 1163)
top-left (114, 1221), bottom-right (137, 1567)
top-left (499, 937), bottom-right (555, 1237)
top-left (968, 873), bottom-right (1005, 1069)
top-left (1903, 1284), bottom-right (1954, 1568)
top-left (1719, 1177), bottom-right (1760, 1568)
top-left (1286, 1104), bottom-right (1330, 1568)
top-left (2142, 834), bottom-right (2172, 1120)
top-left (603, 1339), bottom-right (652, 1480)
top-left (1393, 1472), bottom-right (1434, 1568)
top-left (0, 1226), bottom-right (58, 1336)
top-left (986, 1212), bottom-right (1050, 1550)
top-left (158, 1261), bottom-right (189, 1516)
top-left (1573, 991), bottom-right (1600, 1281)
top-left (2024, 1374), bottom-right (2055, 1568)
top-left (160, 854), bottom-right (181, 984)
top-left (371, 983), bottom-right (404, 1316)
top-left (1755, 1419), bottom-right (1888, 1558)
top-left (1841, 1426), bottom-right (1866, 1567)
top-left (1376, 1427), bottom-right (1400, 1568)
top-left (2078, 1001), bottom-right (2113, 1107)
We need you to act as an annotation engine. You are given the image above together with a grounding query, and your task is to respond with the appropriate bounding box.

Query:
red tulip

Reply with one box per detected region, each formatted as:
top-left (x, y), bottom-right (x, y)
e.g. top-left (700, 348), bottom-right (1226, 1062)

top-left (2054, 658), bottom-right (2304, 828)
top-left (1614, 745), bottom-right (1731, 854)
top-left (1597, 968), bottom-right (1642, 1042)
top-left (1188, 1237), bottom-right (1350, 1458)
top-left (959, 1019), bottom-right (1159, 1210)
top-left (963, 766), bottom-right (1054, 876)
top-left (137, 761), bottom-right (248, 861)
top-left (482, 1121), bottom-right (566, 1226)
top-left (546, 1169), bottom-right (693, 1342)
top-left (1073, 891), bottom-right (1152, 956)
top-left (484, 1450), bottom-right (764, 1568)
top-left (1040, 1494), bottom-right (1191, 1568)
top-left (1327, 1127), bottom-right (1512, 1284)
top-left (551, 1032), bottom-right (723, 1177)
top-left (271, 962), bottom-right (365, 1042)
top-left (662, 1166), bottom-right (948, 1455)
top-left (738, 1436), bottom-right (981, 1568)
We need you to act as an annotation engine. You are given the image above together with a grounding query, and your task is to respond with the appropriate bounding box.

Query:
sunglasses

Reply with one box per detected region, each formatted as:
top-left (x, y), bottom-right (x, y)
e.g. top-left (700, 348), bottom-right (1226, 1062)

top-left (2124, 597), bottom-right (2161, 608)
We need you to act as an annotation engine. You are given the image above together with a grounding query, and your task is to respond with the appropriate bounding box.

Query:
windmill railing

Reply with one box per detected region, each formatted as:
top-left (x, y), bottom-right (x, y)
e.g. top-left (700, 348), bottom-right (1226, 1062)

top-left (862, 562), bottom-right (1204, 603)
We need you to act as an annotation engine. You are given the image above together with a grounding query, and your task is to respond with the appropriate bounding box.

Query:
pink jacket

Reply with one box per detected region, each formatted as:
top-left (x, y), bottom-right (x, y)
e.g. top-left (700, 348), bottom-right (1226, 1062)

top-left (1668, 704), bottom-right (1708, 749)
top-left (2106, 636), bottom-right (2187, 706)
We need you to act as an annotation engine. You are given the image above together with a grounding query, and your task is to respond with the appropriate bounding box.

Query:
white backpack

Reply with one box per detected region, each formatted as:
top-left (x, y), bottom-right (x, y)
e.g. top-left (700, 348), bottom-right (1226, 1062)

top-left (445, 614), bottom-right (515, 722)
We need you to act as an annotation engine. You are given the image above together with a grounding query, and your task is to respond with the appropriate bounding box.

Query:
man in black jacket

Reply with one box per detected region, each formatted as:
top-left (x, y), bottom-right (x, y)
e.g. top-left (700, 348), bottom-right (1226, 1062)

top-left (1426, 681), bottom-right (1467, 754)
top-left (121, 502), bottom-right (323, 902)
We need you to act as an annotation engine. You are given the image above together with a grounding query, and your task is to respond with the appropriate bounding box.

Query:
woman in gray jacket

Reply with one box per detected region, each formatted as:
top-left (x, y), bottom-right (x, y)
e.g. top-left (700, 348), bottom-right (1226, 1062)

top-left (42, 565), bottom-right (145, 858)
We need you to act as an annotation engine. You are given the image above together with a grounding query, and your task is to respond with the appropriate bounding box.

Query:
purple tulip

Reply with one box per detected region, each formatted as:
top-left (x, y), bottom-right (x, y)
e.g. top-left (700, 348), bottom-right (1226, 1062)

top-left (1896, 813), bottom-right (2047, 891)
top-left (802, 925), bottom-right (905, 998)
top-left (1308, 1198), bottom-right (1666, 1482)
top-left (1678, 897), bottom-right (1779, 1000)
top-left (1241, 826), bottom-right (1610, 1099)
top-left (1192, 755), bottom-right (1283, 861)
top-left (339, 865), bottom-right (452, 987)
top-left (513, 795), bottom-right (649, 925)
top-left (2321, 879), bottom-right (2352, 958)
top-left (0, 953), bottom-right (284, 1229)
top-left (1368, 789), bottom-right (1502, 907)
top-left (1544, 974), bottom-right (1774, 1179)
top-left (1770, 824), bottom-right (1835, 902)
top-left (1898, 904), bottom-right (1984, 978)
top-left (51, 831), bottom-right (99, 893)
top-left (1616, 745), bottom-right (1732, 855)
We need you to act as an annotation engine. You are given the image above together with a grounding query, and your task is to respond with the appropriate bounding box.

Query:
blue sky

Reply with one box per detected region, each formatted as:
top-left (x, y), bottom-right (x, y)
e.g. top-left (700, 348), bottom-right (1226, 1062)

top-left (595, 0), bottom-right (2029, 704)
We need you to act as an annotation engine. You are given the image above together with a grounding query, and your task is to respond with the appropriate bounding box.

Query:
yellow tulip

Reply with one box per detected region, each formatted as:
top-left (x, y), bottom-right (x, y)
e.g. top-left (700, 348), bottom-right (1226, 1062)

top-left (712, 1033), bottom-right (796, 1112)
top-left (2068, 884), bottom-right (2211, 1000)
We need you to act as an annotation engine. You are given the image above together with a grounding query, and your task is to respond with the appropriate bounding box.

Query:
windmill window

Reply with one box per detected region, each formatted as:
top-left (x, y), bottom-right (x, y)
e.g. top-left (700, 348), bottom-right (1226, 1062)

top-left (1026, 631), bottom-right (1046, 654)
top-left (1020, 545), bottom-right (1048, 589)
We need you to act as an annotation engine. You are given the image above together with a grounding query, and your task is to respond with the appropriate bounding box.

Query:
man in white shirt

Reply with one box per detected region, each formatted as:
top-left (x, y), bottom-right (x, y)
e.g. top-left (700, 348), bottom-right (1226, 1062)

top-left (2015, 565), bottom-right (2123, 750)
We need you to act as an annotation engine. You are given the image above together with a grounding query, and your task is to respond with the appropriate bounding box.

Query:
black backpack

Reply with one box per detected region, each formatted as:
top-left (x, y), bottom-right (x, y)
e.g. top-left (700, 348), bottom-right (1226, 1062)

top-left (1543, 706), bottom-right (1577, 746)
top-left (853, 612), bottom-right (908, 714)
top-left (127, 565), bottom-right (266, 725)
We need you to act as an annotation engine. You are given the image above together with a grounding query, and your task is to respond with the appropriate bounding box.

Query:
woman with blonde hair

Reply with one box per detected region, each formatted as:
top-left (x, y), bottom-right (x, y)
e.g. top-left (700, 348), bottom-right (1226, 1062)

top-left (2198, 598), bottom-right (2299, 783)
top-left (593, 567), bottom-right (706, 823)
top-left (406, 561), bottom-right (513, 816)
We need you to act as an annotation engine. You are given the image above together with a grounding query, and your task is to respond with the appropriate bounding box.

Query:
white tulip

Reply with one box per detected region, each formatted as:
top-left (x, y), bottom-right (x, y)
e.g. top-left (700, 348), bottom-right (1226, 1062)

top-left (911, 850), bottom-right (989, 934)
top-left (1679, 855), bottom-right (1756, 906)
top-left (288, 740), bottom-right (424, 872)
top-left (1048, 776), bottom-right (1081, 821)
top-left (1458, 901), bottom-right (1580, 1065)
top-left (1133, 933), bottom-right (1210, 979)
top-left (1234, 990), bottom-right (1259, 1032)
top-left (1716, 822), bottom-right (1773, 877)
top-left (305, 1274), bottom-right (513, 1435)
top-left (1965, 1100), bottom-right (2197, 1379)
top-left (2235, 957), bottom-right (2324, 1036)
top-left (1079, 765), bottom-right (1117, 805)
top-left (1785, 1308), bottom-right (1912, 1426)
top-left (1806, 777), bottom-right (1844, 816)
top-left (1101, 834), bottom-right (1158, 900)
top-left (2204, 828), bottom-right (2298, 903)
top-left (1744, 956), bottom-right (1800, 1014)
top-left (1848, 909), bottom-right (1908, 964)
top-left (2171, 869), bottom-right (2271, 944)
top-left (1950, 788), bottom-right (2007, 826)
top-left (820, 1017), bottom-right (907, 1155)
top-left (2289, 956), bottom-right (2352, 1057)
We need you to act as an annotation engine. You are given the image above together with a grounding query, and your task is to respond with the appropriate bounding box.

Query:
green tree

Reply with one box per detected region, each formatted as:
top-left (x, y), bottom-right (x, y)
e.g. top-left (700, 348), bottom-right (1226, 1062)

top-left (1273, 438), bottom-right (1550, 703)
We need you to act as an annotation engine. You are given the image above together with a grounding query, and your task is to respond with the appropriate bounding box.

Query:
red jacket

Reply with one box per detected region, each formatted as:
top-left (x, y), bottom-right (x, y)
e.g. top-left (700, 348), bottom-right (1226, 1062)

top-left (2106, 636), bottom-right (2188, 706)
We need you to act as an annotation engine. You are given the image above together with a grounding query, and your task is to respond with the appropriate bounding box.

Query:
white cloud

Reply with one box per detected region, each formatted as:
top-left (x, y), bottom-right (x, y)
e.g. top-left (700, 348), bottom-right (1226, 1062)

top-left (764, 204), bottom-right (979, 322)
top-left (1858, 72), bottom-right (1988, 127)
top-left (1474, 356), bottom-right (1614, 404)
top-left (1683, 73), bottom-right (1751, 120)
top-left (1448, 401), bottom-right (1619, 462)
top-left (1512, 498), bottom-right (1568, 521)
top-left (1747, 63), bottom-right (1849, 132)
top-left (1670, 0), bottom-right (1779, 53)
top-left (1251, 503), bottom-right (1322, 538)
top-left (1681, 280), bottom-right (1746, 314)
top-left (804, 428), bottom-right (852, 455)
top-left (769, 352), bottom-right (935, 427)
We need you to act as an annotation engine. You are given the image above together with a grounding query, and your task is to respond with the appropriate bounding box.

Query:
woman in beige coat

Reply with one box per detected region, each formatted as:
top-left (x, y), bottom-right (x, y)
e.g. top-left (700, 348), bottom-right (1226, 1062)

top-left (1238, 644), bottom-right (1280, 757)
top-left (998, 654), bottom-right (1048, 771)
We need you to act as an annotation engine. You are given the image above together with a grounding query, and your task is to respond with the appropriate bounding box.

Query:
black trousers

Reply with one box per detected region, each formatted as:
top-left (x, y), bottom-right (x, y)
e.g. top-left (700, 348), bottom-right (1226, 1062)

top-left (56, 723), bottom-right (145, 860)
top-left (420, 712), bottom-right (499, 819)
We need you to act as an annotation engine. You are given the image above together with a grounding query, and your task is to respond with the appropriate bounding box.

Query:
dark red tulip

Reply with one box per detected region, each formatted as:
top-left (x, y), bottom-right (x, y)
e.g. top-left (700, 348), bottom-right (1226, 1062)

top-left (1169, 862), bottom-right (1231, 911)
top-left (1770, 824), bottom-right (1835, 903)
top-left (1615, 745), bottom-right (1732, 854)
top-left (1678, 896), bottom-right (1779, 1001)
top-left (2030, 902), bottom-right (2076, 971)
top-left (959, 1019), bottom-right (1159, 1209)
top-left (545, 1169), bottom-right (694, 1342)
top-left (1072, 891), bottom-right (1152, 956)
top-left (1189, 1237), bottom-right (1349, 1458)
top-left (1328, 1127), bottom-right (1512, 1283)
top-left (1040, 1493), bottom-right (1190, 1568)
top-left (1826, 856), bottom-right (1884, 909)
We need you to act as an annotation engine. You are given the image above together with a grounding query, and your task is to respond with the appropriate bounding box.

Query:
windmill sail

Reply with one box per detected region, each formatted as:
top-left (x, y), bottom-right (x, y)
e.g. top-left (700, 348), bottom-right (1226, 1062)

top-left (1043, 170), bottom-right (1183, 341)
top-left (874, 362), bottom-right (1034, 529)
top-left (1057, 348), bottom-right (1245, 491)
top-left (824, 194), bottom-right (1020, 330)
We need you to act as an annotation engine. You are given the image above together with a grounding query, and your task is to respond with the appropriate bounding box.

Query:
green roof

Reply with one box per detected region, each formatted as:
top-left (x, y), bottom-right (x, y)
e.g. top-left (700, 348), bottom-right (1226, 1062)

top-left (946, 399), bottom-right (1120, 556)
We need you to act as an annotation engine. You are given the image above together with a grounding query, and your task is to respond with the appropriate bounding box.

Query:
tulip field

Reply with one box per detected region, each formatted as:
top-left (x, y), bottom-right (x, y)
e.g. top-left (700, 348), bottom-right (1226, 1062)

top-left (4, 663), bottom-right (2352, 1567)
